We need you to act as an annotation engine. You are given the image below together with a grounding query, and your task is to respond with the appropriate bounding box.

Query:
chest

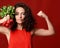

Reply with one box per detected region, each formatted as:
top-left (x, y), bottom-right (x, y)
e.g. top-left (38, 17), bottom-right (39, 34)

top-left (8, 30), bottom-right (31, 48)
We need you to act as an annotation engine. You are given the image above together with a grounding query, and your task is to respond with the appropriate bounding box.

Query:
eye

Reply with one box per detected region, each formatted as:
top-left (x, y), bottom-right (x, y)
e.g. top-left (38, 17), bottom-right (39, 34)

top-left (22, 12), bottom-right (25, 15)
top-left (23, 13), bottom-right (25, 15)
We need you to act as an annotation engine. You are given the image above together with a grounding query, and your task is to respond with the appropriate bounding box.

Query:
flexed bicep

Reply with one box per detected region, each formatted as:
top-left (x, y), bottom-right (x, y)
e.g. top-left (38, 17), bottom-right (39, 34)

top-left (34, 11), bottom-right (55, 36)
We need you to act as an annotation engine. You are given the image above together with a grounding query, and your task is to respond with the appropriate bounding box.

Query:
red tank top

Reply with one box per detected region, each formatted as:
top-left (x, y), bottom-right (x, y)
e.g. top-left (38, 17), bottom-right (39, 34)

top-left (8, 29), bottom-right (31, 48)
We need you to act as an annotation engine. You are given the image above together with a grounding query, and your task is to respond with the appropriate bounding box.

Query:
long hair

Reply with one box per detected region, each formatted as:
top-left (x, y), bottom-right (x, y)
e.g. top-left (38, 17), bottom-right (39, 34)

top-left (11, 3), bottom-right (36, 32)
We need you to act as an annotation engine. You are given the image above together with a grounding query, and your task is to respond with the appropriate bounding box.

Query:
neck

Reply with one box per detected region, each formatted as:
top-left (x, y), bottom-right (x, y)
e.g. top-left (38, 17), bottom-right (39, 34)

top-left (17, 24), bottom-right (23, 30)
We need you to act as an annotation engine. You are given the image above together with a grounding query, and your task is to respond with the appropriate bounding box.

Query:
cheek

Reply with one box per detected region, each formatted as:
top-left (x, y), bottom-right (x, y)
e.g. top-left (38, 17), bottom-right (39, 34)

top-left (15, 16), bottom-right (17, 20)
top-left (15, 15), bottom-right (19, 19)
top-left (22, 15), bottom-right (25, 19)
top-left (15, 16), bottom-right (18, 21)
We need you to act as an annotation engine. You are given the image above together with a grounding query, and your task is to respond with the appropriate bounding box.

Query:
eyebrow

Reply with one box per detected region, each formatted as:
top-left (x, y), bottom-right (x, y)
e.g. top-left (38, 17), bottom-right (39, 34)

top-left (15, 12), bottom-right (25, 15)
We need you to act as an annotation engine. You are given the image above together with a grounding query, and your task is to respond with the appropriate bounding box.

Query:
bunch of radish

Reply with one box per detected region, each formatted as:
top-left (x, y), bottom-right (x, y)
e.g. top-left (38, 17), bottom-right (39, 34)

top-left (0, 5), bottom-right (14, 28)
top-left (0, 19), bottom-right (13, 28)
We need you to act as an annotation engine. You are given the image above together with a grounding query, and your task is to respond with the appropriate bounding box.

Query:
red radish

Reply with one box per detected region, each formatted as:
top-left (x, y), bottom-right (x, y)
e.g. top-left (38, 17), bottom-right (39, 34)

top-left (5, 19), bottom-right (10, 24)
top-left (9, 19), bottom-right (13, 22)
top-left (0, 18), bottom-right (13, 28)
top-left (2, 21), bottom-right (7, 26)
top-left (5, 23), bottom-right (9, 27)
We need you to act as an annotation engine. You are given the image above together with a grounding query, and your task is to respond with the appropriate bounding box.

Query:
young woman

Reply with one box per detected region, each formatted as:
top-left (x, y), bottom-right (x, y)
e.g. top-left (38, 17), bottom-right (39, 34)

top-left (0, 3), bottom-right (55, 48)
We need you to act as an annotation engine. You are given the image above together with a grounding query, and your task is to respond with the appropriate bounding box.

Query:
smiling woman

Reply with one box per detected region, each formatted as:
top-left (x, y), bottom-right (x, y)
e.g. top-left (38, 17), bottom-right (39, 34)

top-left (0, 3), bottom-right (55, 48)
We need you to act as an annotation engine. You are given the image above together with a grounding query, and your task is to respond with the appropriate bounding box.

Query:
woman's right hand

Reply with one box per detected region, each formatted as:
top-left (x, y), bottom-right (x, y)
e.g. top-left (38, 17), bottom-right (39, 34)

top-left (0, 15), bottom-right (10, 24)
top-left (3, 15), bottom-right (10, 21)
top-left (1, 15), bottom-right (13, 28)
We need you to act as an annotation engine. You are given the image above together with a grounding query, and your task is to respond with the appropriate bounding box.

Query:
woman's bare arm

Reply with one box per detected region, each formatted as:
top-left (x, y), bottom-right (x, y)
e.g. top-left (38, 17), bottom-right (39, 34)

top-left (31, 11), bottom-right (55, 36)
top-left (0, 15), bottom-right (10, 42)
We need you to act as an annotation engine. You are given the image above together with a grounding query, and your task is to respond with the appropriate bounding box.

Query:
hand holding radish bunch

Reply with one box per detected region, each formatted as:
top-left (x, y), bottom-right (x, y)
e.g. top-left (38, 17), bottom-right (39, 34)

top-left (0, 5), bottom-right (14, 28)
top-left (0, 15), bottom-right (13, 28)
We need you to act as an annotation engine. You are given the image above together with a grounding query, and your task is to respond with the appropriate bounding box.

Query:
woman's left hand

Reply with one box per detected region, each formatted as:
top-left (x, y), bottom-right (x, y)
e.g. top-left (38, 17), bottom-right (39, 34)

top-left (37, 11), bottom-right (48, 19)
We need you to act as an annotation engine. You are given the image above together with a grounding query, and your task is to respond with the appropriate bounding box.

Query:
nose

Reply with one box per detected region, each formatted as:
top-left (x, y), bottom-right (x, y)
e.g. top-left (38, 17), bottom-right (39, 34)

top-left (20, 16), bottom-right (22, 18)
top-left (19, 14), bottom-right (22, 18)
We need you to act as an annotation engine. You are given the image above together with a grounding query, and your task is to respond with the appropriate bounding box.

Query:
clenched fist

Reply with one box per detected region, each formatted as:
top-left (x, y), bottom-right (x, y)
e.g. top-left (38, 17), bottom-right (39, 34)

top-left (37, 11), bottom-right (48, 19)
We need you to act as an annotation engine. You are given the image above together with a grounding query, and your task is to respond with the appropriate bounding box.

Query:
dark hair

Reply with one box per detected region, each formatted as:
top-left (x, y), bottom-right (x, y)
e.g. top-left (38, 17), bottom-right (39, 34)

top-left (11, 3), bottom-right (36, 32)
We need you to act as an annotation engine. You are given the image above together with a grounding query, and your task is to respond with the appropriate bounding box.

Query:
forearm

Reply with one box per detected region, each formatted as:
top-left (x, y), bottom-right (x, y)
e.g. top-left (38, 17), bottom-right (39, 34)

top-left (34, 17), bottom-right (55, 36)
top-left (45, 17), bottom-right (54, 32)
top-left (38, 11), bottom-right (54, 32)
top-left (35, 11), bottom-right (55, 36)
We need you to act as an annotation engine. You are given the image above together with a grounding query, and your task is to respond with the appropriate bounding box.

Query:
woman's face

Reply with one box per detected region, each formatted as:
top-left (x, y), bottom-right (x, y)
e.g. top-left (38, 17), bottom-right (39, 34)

top-left (15, 7), bottom-right (25, 24)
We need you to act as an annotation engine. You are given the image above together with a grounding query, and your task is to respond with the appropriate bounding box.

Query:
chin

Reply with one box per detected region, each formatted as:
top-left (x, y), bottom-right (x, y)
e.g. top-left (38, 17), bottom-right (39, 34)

top-left (16, 20), bottom-right (24, 24)
top-left (17, 21), bottom-right (23, 24)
